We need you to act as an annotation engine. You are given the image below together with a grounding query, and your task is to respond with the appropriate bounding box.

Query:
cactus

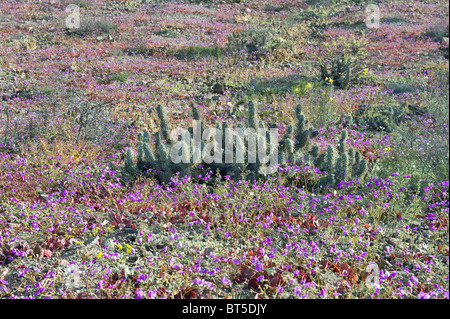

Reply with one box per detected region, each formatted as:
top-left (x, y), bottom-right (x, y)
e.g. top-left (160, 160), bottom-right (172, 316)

top-left (308, 129), bottom-right (368, 190)
top-left (319, 55), bottom-right (353, 89)
top-left (117, 102), bottom-right (369, 190)
top-left (248, 101), bottom-right (258, 131)
top-left (124, 148), bottom-right (137, 174)
top-left (338, 129), bottom-right (348, 154)
top-left (341, 62), bottom-right (351, 89)
top-left (156, 104), bottom-right (171, 142)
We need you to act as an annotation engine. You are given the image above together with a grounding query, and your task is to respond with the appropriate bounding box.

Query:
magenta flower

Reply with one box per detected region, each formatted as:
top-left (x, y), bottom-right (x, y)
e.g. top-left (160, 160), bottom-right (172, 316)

top-left (135, 289), bottom-right (143, 299)
top-left (147, 290), bottom-right (157, 299)
top-left (418, 291), bottom-right (430, 299)
top-left (221, 277), bottom-right (231, 286)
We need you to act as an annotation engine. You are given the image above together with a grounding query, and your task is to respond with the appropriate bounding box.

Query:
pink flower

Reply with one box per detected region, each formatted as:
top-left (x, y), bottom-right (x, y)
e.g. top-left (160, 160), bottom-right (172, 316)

top-left (135, 289), bottom-right (143, 299)
top-left (221, 277), bottom-right (231, 286)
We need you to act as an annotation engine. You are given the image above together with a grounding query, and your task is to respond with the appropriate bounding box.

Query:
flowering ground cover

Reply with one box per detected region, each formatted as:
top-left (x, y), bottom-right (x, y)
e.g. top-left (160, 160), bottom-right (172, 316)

top-left (0, 0), bottom-right (448, 299)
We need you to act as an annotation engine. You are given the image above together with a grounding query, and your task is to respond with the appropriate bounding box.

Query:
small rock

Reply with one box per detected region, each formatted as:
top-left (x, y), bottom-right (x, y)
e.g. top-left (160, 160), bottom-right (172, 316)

top-left (38, 193), bottom-right (50, 201)
top-left (387, 237), bottom-right (400, 246)
top-left (102, 238), bottom-right (116, 250)
top-left (83, 236), bottom-right (99, 247)
top-left (212, 83), bottom-right (224, 94)
top-left (127, 256), bottom-right (138, 264)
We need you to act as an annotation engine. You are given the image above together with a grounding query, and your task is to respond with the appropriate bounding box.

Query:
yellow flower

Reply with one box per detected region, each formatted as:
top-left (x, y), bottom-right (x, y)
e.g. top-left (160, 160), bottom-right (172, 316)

top-left (328, 78), bottom-right (333, 83)
top-left (117, 244), bottom-right (123, 250)
top-left (97, 252), bottom-right (103, 258)
top-left (125, 244), bottom-right (132, 249)
top-left (384, 147), bottom-right (391, 152)
top-left (362, 68), bottom-right (368, 75)
top-left (305, 83), bottom-right (312, 90)
top-left (330, 97), bottom-right (333, 101)
top-left (294, 88), bottom-right (299, 92)
top-left (126, 249), bottom-right (131, 254)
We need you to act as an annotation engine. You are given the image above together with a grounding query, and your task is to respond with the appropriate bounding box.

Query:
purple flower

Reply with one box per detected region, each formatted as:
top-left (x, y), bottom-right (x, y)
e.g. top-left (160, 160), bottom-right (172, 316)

top-left (135, 289), bottom-right (143, 299)
top-left (147, 290), bottom-right (157, 299)
top-left (418, 291), bottom-right (430, 299)
top-left (303, 282), bottom-right (317, 288)
top-left (255, 263), bottom-right (263, 272)
top-left (18, 268), bottom-right (30, 278)
top-left (221, 277), bottom-right (231, 286)
top-left (96, 280), bottom-right (104, 289)
top-left (294, 286), bottom-right (302, 295)
top-left (34, 287), bottom-right (45, 296)
top-left (136, 274), bottom-right (148, 283)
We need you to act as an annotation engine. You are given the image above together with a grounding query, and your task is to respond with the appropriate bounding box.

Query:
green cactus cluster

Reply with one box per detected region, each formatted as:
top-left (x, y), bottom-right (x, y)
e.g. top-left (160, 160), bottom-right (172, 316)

top-left (309, 129), bottom-right (368, 189)
top-left (319, 55), bottom-right (352, 89)
top-left (115, 101), bottom-right (369, 189)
